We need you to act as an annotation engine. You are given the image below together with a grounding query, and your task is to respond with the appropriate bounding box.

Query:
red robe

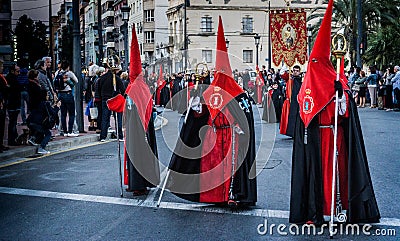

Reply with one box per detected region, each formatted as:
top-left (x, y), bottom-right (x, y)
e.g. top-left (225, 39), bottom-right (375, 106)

top-left (280, 76), bottom-right (292, 134)
top-left (319, 94), bottom-right (349, 216)
top-left (256, 77), bottom-right (264, 104)
top-left (199, 110), bottom-right (239, 202)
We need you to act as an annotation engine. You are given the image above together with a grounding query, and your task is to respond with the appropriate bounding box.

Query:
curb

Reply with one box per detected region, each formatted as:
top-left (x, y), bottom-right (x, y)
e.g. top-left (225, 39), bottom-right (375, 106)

top-left (0, 134), bottom-right (100, 163)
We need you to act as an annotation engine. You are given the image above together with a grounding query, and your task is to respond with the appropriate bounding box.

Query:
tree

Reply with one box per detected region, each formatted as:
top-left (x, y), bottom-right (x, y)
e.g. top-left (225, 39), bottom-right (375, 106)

top-left (308, 0), bottom-right (400, 68)
top-left (60, 20), bottom-right (73, 65)
top-left (14, 15), bottom-right (49, 68)
top-left (363, 25), bottom-right (400, 69)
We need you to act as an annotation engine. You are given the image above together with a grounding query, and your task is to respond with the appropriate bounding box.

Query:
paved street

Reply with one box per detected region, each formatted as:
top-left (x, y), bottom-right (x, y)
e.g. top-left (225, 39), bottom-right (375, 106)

top-left (0, 106), bottom-right (399, 240)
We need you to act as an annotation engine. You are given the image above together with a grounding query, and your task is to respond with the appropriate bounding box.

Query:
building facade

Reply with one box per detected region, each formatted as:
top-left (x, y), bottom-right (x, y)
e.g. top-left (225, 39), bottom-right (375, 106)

top-left (84, 0), bottom-right (99, 66)
top-left (166, 0), bottom-right (328, 72)
top-left (0, 0), bottom-right (12, 65)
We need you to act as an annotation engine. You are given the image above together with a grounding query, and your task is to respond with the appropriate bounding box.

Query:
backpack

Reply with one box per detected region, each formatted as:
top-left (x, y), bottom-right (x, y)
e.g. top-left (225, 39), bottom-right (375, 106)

top-left (53, 71), bottom-right (66, 91)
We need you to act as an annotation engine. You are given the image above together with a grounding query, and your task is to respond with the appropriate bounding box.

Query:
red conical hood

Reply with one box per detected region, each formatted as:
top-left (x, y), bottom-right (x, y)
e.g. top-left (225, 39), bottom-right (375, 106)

top-left (129, 25), bottom-right (143, 83)
top-left (203, 16), bottom-right (243, 120)
top-left (215, 16), bottom-right (232, 77)
top-left (309, 0), bottom-right (333, 61)
top-left (125, 24), bottom-right (153, 132)
top-left (297, 0), bottom-right (348, 128)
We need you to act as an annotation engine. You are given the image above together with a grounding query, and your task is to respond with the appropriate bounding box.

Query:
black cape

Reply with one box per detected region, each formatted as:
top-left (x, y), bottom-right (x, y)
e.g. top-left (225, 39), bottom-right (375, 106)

top-left (167, 93), bottom-right (257, 204)
top-left (285, 76), bottom-right (302, 137)
top-left (125, 104), bottom-right (160, 190)
top-left (262, 92), bottom-right (277, 123)
top-left (290, 90), bottom-right (380, 224)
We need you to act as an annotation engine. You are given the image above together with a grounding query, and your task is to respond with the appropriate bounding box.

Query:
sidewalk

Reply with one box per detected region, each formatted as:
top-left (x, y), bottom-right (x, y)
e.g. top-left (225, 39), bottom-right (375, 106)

top-left (0, 103), bottom-right (103, 162)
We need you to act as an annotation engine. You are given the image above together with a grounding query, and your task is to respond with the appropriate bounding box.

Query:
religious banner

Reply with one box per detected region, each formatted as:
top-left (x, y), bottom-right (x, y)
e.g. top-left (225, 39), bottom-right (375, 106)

top-left (270, 9), bottom-right (307, 67)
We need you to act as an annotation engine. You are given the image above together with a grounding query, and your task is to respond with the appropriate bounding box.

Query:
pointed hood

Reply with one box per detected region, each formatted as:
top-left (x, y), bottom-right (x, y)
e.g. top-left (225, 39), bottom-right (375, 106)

top-left (155, 65), bottom-right (167, 105)
top-left (215, 16), bottom-right (232, 77)
top-left (125, 25), bottom-right (153, 131)
top-left (297, 0), bottom-right (349, 128)
top-left (203, 16), bottom-right (243, 120)
top-left (129, 25), bottom-right (143, 83)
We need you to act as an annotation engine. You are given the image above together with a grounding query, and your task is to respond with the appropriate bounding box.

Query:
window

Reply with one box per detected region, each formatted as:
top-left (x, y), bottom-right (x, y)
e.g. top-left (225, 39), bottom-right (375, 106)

top-left (243, 50), bottom-right (253, 63)
top-left (242, 16), bottom-right (253, 34)
top-left (145, 10), bottom-right (154, 22)
top-left (201, 16), bottom-right (213, 32)
top-left (202, 50), bottom-right (212, 63)
top-left (145, 31), bottom-right (154, 43)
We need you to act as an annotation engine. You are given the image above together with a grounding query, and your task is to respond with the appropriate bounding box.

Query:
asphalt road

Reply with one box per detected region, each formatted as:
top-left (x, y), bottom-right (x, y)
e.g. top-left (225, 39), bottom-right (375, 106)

top-left (0, 106), bottom-right (399, 240)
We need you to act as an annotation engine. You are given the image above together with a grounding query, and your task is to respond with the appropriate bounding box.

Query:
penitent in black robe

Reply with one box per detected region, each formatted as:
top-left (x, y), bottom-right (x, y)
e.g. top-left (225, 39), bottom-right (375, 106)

top-left (166, 93), bottom-right (257, 205)
top-left (290, 90), bottom-right (380, 224)
top-left (124, 104), bottom-right (160, 191)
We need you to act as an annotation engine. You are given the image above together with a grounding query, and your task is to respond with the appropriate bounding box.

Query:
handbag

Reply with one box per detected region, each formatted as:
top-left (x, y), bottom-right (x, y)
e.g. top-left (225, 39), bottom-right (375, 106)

top-left (352, 84), bottom-right (360, 91)
top-left (89, 107), bottom-right (98, 119)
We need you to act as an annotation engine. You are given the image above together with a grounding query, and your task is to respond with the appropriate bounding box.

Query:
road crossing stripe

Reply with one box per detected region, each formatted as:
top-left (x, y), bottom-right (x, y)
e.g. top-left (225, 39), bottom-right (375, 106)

top-left (0, 186), bottom-right (399, 227)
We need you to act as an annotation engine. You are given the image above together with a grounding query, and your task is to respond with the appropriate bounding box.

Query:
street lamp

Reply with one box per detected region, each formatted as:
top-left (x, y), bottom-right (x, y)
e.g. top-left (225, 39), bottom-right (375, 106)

top-left (225, 38), bottom-right (230, 50)
top-left (121, 5), bottom-right (130, 71)
top-left (254, 34), bottom-right (261, 67)
top-left (307, 24), bottom-right (313, 57)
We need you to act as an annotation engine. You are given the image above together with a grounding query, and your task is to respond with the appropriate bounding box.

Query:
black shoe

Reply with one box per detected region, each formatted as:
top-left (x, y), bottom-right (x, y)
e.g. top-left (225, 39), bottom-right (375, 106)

top-left (0, 145), bottom-right (10, 151)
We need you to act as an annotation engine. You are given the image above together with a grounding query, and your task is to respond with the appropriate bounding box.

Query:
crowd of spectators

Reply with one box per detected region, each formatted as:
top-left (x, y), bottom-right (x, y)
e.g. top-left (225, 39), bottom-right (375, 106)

top-left (348, 65), bottom-right (400, 111)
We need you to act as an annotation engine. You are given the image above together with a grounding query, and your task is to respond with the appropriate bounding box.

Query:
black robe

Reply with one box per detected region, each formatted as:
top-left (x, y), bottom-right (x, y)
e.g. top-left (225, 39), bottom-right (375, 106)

top-left (290, 90), bottom-right (380, 224)
top-left (285, 76), bottom-right (302, 137)
top-left (167, 93), bottom-right (257, 204)
top-left (125, 104), bottom-right (160, 191)
top-left (262, 91), bottom-right (277, 123)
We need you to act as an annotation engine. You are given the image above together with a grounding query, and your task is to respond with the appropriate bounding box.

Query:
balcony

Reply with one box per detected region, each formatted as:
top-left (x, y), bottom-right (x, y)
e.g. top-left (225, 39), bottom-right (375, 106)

top-left (143, 43), bottom-right (154, 52)
top-left (101, 10), bottom-right (114, 20)
top-left (106, 42), bottom-right (115, 48)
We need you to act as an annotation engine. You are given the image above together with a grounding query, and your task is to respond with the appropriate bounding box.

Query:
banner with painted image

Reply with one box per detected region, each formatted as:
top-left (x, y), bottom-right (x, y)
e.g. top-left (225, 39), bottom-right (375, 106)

top-left (270, 9), bottom-right (307, 67)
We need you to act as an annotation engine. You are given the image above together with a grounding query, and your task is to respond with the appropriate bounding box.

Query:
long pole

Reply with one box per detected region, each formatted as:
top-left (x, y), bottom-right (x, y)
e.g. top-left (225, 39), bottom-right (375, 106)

top-left (97, 0), bottom-right (104, 65)
top-left (49, 0), bottom-right (53, 67)
top-left (356, 0), bottom-right (362, 67)
top-left (72, 0), bottom-right (84, 132)
top-left (268, 0), bottom-right (272, 69)
top-left (329, 58), bottom-right (340, 238)
top-left (256, 44), bottom-right (259, 67)
top-left (183, 1), bottom-right (187, 72)
top-left (113, 73), bottom-right (123, 197)
top-left (124, 22), bottom-right (129, 71)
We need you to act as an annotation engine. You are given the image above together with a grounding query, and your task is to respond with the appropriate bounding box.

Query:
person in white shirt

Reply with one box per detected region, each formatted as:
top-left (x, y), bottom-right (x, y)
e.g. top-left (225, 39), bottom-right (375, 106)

top-left (57, 60), bottom-right (79, 137)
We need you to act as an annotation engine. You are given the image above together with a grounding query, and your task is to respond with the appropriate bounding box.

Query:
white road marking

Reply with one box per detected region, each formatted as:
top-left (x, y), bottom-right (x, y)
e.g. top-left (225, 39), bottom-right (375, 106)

top-left (0, 186), bottom-right (399, 227)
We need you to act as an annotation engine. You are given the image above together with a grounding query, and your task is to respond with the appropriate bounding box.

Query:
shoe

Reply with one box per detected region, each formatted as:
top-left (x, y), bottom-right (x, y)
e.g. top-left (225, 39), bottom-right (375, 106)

top-left (133, 189), bottom-right (148, 196)
top-left (0, 145), bottom-right (9, 151)
top-left (386, 109), bottom-right (393, 112)
top-left (28, 138), bottom-right (38, 146)
top-left (118, 138), bottom-right (124, 142)
top-left (99, 139), bottom-right (106, 142)
top-left (67, 133), bottom-right (79, 137)
top-left (37, 147), bottom-right (50, 155)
